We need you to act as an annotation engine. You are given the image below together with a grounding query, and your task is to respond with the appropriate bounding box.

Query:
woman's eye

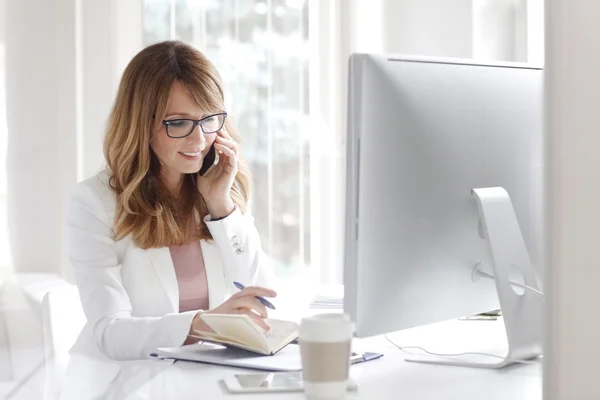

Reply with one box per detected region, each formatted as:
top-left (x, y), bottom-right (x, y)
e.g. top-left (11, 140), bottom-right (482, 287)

top-left (168, 120), bottom-right (187, 127)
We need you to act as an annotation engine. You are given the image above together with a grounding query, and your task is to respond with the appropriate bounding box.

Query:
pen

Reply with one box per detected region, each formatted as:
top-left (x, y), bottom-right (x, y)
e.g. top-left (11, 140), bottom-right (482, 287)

top-left (233, 281), bottom-right (276, 310)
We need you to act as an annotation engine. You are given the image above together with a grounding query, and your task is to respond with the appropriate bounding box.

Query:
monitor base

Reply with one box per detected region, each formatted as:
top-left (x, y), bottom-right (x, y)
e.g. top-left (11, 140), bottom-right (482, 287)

top-left (404, 349), bottom-right (541, 369)
top-left (405, 187), bottom-right (543, 369)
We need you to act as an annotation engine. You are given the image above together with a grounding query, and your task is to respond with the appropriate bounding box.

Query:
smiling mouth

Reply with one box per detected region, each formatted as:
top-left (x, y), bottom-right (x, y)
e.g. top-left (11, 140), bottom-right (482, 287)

top-left (180, 151), bottom-right (201, 157)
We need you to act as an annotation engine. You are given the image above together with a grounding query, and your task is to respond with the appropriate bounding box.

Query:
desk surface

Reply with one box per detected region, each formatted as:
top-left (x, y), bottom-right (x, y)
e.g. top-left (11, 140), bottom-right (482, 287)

top-left (62, 317), bottom-right (541, 400)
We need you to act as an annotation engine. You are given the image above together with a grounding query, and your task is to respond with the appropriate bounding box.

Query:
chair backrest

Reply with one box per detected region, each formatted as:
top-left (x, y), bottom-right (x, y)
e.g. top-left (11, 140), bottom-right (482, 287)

top-left (41, 284), bottom-right (85, 399)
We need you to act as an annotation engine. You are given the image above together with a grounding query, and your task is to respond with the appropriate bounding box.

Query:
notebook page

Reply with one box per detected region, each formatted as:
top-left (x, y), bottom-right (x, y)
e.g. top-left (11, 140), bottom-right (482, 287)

top-left (199, 314), bottom-right (269, 353)
top-left (265, 319), bottom-right (299, 353)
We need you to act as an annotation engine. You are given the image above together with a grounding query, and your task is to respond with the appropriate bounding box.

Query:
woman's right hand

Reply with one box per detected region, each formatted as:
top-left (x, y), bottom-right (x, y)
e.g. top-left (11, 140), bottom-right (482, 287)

top-left (190, 286), bottom-right (277, 337)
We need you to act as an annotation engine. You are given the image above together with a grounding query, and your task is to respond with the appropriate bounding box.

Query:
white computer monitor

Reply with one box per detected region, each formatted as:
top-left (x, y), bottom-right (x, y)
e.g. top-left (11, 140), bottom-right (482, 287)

top-left (343, 54), bottom-right (543, 363)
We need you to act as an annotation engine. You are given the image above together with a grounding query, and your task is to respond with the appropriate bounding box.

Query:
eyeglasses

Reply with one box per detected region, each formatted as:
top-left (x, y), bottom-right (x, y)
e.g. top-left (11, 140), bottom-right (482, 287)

top-left (162, 112), bottom-right (227, 138)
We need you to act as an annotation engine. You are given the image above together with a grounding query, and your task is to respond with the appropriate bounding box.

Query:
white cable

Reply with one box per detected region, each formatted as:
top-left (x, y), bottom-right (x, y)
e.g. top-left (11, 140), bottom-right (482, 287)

top-left (512, 281), bottom-right (544, 297)
top-left (473, 267), bottom-right (544, 297)
top-left (382, 264), bottom-right (544, 365)
top-left (384, 335), bottom-right (541, 365)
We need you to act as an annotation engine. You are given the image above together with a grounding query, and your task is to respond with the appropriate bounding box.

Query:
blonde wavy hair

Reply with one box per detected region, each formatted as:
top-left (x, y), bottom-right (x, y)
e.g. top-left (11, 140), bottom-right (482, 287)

top-left (104, 40), bottom-right (251, 249)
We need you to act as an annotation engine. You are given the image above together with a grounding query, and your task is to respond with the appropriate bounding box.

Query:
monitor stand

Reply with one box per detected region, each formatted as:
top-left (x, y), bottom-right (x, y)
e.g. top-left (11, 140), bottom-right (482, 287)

top-left (404, 187), bottom-right (543, 369)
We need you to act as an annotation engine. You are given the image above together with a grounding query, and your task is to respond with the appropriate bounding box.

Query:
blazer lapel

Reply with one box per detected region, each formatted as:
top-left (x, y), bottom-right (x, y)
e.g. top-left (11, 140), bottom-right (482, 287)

top-left (200, 240), bottom-right (228, 308)
top-left (147, 247), bottom-right (179, 312)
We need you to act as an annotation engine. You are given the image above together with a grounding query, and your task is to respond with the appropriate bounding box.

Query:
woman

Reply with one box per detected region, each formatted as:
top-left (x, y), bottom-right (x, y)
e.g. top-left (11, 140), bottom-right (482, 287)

top-left (67, 40), bottom-right (275, 363)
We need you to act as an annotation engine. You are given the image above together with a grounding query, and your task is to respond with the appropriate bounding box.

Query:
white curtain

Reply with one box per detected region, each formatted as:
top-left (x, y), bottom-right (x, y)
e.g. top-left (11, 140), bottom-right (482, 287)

top-left (5, 0), bottom-right (77, 277)
top-left (3, 0), bottom-right (142, 279)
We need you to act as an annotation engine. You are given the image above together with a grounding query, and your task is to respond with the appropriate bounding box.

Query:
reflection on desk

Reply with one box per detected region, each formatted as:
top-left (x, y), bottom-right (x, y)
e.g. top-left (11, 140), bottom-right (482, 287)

top-left (60, 318), bottom-right (541, 400)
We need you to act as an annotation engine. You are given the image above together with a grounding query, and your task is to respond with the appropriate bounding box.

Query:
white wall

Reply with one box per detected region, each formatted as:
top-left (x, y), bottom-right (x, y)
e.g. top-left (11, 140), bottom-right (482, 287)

top-left (5, 0), bottom-right (78, 276)
top-left (81, 0), bottom-right (143, 180)
top-left (473, 0), bottom-right (519, 61)
top-left (545, 1), bottom-right (600, 398)
top-left (383, 0), bottom-right (473, 58)
top-left (4, 0), bottom-right (142, 277)
top-left (526, 0), bottom-right (544, 65)
top-left (379, 0), bottom-right (540, 63)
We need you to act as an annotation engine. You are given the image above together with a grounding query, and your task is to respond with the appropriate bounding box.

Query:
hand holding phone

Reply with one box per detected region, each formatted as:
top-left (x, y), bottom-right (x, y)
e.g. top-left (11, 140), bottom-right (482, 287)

top-left (196, 129), bottom-right (238, 218)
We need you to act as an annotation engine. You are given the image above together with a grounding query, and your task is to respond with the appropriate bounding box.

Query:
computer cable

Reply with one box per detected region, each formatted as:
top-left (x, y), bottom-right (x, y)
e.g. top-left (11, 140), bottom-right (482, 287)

top-left (384, 335), bottom-right (542, 365)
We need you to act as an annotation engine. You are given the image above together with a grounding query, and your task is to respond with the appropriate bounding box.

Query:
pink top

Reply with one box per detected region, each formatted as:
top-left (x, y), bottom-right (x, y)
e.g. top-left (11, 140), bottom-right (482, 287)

top-left (169, 240), bottom-right (210, 313)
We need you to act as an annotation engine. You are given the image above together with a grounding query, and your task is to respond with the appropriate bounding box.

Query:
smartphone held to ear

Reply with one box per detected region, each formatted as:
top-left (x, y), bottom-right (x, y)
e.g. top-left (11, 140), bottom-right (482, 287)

top-left (199, 145), bottom-right (219, 176)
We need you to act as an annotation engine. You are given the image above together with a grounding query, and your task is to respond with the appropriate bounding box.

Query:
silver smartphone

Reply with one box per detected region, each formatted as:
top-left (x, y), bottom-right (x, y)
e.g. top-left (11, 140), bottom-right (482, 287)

top-left (223, 372), bottom-right (358, 394)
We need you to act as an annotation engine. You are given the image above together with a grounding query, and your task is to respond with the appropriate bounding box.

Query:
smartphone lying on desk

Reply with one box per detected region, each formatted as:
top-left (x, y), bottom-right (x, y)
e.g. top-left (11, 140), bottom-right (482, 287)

top-left (351, 351), bottom-right (384, 364)
top-left (223, 372), bottom-right (358, 394)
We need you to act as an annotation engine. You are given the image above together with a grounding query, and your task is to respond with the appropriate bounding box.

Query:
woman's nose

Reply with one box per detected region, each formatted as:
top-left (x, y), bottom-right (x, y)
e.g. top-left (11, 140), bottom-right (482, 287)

top-left (188, 124), bottom-right (206, 147)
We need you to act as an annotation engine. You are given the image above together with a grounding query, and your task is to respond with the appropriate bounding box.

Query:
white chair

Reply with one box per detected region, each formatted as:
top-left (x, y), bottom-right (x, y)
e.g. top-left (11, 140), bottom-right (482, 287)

top-left (42, 285), bottom-right (85, 399)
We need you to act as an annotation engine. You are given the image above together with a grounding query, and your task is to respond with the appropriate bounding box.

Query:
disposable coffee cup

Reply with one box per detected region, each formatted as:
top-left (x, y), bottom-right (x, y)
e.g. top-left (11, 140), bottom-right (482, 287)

top-left (299, 313), bottom-right (355, 400)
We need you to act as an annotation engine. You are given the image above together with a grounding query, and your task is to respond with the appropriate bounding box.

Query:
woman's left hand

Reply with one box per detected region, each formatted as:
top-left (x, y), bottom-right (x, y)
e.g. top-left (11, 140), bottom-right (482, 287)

top-left (197, 128), bottom-right (238, 219)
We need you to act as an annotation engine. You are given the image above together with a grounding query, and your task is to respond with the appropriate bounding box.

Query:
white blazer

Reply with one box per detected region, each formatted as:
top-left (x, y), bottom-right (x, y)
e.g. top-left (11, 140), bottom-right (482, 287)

top-left (65, 170), bottom-right (273, 367)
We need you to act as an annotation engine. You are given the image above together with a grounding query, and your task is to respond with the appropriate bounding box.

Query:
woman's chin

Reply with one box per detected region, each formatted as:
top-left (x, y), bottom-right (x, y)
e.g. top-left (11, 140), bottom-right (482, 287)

top-left (178, 163), bottom-right (202, 175)
top-left (184, 168), bottom-right (202, 175)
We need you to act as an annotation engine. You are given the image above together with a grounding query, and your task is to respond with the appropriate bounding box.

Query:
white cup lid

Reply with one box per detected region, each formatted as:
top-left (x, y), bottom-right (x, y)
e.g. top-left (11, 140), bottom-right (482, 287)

top-left (299, 313), bottom-right (355, 343)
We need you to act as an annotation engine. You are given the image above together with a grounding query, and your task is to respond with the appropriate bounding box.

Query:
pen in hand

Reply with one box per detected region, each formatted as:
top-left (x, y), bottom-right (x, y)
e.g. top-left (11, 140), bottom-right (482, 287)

top-left (233, 281), bottom-right (276, 310)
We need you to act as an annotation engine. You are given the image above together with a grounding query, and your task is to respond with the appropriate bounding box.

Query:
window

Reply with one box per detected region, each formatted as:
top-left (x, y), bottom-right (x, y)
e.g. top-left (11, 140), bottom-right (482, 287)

top-left (143, 0), bottom-right (312, 279)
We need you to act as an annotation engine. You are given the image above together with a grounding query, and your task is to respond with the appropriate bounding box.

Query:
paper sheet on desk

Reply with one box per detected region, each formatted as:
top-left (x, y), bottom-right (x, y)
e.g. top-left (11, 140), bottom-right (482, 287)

top-left (152, 343), bottom-right (302, 372)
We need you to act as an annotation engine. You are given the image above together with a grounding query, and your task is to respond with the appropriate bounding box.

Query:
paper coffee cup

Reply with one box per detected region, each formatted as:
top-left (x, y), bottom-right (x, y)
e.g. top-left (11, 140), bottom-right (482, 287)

top-left (299, 313), bottom-right (355, 400)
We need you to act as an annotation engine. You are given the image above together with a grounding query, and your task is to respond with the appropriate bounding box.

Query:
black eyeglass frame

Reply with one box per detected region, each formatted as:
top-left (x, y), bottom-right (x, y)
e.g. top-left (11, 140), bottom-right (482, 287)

top-left (162, 112), bottom-right (228, 138)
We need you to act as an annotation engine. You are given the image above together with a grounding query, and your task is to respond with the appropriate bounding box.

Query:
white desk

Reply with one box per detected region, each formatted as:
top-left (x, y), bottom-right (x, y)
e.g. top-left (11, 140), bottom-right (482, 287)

top-left (61, 317), bottom-right (542, 399)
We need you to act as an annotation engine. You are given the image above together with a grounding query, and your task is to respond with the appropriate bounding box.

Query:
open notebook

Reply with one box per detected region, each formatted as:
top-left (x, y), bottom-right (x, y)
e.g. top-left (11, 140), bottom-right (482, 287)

top-left (190, 314), bottom-right (299, 356)
top-left (151, 342), bottom-right (303, 371)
